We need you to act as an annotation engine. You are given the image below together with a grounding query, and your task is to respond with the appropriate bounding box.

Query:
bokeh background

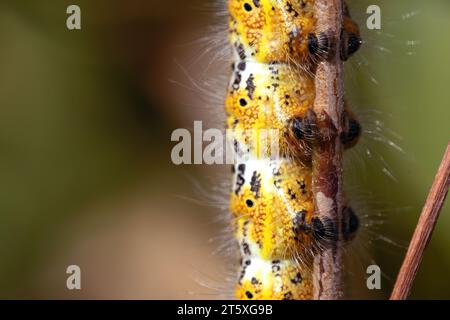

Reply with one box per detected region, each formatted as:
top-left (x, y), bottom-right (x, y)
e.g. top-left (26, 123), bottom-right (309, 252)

top-left (0, 0), bottom-right (448, 299)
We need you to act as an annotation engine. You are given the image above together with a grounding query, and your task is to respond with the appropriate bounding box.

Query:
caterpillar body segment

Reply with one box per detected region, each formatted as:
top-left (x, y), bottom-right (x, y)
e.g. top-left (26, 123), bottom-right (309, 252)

top-left (226, 0), bottom-right (362, 300)
top-left (228, 0), bottom-right (362, 65)
top-left (226, 61), bottom-right (316, 160)
top-left (228, 0), bottom-right (316, 66)
top-left (231, 159), bottom-right (315, 300)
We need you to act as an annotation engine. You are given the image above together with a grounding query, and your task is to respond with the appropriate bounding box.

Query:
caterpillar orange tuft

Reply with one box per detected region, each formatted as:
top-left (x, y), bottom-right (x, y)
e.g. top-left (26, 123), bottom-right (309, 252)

top-left (226, 0), bottom-right (362, 300)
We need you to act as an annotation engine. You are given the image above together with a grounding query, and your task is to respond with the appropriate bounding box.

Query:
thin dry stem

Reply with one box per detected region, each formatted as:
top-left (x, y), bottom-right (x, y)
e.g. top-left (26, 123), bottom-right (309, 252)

top-left (312, 0), bottom-right (345, 300)
top-left (390, 142), bottom-right (450, 300)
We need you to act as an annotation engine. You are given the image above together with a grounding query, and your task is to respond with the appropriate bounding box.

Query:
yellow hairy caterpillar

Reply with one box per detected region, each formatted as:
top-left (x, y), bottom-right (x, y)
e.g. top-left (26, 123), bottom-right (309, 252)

top-left (226, 0), bottom-right (362, 300)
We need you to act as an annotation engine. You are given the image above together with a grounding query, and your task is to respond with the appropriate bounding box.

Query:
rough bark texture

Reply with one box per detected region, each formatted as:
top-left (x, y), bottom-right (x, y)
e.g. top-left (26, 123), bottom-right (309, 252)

top-left (312, 0), bottom-right (345, 300)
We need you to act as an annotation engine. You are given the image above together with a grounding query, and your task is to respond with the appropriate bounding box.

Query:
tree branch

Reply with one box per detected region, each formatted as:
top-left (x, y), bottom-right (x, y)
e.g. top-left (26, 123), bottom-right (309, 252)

top-left (312, 0), bottom-right (345, 300)
top-left (390, 142), bottom-right (450, 300)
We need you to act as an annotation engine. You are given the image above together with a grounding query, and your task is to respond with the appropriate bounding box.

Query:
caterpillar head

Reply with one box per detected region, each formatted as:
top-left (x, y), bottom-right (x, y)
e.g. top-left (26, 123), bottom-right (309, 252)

top-left (228, 0), bottom-right (316, 65)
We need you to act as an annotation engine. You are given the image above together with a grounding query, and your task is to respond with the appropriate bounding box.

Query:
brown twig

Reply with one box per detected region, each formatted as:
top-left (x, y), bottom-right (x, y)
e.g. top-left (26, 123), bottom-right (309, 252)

top-left (390, 142), bottom-right (450, 300)
top-left (312, 0), bottom-right (345, 300)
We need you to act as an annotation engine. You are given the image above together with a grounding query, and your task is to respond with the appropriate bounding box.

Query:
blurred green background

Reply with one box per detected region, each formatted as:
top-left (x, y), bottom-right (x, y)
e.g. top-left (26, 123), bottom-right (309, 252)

top-left (0, 0), bottom-right (448, 299)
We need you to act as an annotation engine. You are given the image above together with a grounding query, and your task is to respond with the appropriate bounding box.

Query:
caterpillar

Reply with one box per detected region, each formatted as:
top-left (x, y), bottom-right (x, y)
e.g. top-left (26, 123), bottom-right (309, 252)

top-left (226, 0), bottom-right (362, 300)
